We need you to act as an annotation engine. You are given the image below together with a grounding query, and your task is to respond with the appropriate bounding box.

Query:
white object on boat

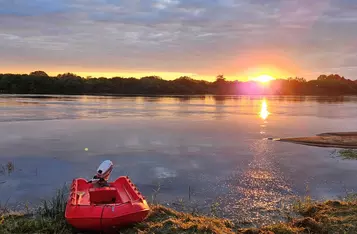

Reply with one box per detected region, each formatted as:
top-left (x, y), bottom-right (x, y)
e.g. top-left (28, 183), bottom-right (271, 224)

top-left (96, 160), bottom-right (114, 181)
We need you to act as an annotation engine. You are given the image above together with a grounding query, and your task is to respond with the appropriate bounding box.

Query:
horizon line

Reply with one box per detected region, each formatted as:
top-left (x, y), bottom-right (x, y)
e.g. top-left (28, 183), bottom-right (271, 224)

top-left (1, 70), bottom-right (351, 82)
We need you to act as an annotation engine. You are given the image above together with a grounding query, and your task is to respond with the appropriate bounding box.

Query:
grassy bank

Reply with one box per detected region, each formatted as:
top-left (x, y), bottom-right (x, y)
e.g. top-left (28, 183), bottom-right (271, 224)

top-left (1, 189), bottom-right (357, 234)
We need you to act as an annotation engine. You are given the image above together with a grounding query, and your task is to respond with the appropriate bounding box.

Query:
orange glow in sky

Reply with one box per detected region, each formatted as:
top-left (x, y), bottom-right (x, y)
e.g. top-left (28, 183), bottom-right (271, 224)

top-left (230, 50), bottom-right (301, 81)
top-left (251, 75), bottom-right (275, 83)
top-left (0, 48), bottom-right (302, 81)
top-left (0, 66), bottom-right (295, 82)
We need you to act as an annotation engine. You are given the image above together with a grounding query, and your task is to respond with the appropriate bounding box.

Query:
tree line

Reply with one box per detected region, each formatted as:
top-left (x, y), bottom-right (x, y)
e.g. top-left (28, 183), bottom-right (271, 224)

top-left (0, 71), bottom-right (356, 95)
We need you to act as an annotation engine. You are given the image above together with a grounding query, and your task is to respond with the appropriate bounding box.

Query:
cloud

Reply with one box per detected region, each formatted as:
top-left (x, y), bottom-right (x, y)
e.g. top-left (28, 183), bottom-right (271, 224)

top-left (153, 0), bottom-right (179, 10)
top-left (0, 0), bottom-right (69, 16)
top-left (0, 0), bottom-right (357, 79)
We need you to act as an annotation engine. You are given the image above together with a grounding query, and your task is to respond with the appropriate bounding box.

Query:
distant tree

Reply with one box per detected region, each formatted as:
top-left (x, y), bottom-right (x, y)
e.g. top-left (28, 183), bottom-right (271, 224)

top-left (317, 74), bottom-right (345, 81)
top-left (215, 74), bottom-right (226, 82)
top-left (176, 76), bottom-right (193, 81)
top-left (288, 77), bottom-right (306, 82)
top-left (213, 74), bottom-right (228, 94)
top-left (55, 73), bottom-right (84, 94)
top-left (317, 74), bottom-right (328, 81)
top-left (0, 72), bottom-right (356, 95)
top-left (29, 71), bottom-right (48, 77)
top-left (57, 73), bottom-right (81, 79)
top-left (140, 76), bottom-right (162, 80)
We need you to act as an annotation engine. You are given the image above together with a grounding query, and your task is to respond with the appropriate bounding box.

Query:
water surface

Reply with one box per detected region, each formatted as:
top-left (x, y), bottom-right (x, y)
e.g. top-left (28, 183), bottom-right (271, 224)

top-left (1, 95), bottom-right (357, 225)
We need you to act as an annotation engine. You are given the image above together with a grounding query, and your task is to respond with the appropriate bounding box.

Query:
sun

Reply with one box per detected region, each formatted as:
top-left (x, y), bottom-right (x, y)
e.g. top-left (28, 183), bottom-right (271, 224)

top-left (253, 75), bottom-right (275, 83)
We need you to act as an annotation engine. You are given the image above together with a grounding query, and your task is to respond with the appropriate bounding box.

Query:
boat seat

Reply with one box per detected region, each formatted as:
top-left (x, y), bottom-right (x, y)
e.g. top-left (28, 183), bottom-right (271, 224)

top-left (89, 187), bottom-right (117, 204)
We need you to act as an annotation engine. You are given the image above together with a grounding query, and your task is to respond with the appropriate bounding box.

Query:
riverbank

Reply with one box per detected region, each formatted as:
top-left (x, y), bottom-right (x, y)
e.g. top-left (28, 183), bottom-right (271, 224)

top-left (274, 131), bottom-right (357, 149)
top-left (1, 192), bottom-right (357, 234)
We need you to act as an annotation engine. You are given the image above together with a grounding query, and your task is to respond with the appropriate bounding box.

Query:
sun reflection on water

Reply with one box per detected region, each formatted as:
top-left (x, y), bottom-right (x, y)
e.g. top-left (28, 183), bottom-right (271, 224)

top-left (212, 98), bottom-right (296, 226)
top-left (259, 98), bottom-right (270, 120)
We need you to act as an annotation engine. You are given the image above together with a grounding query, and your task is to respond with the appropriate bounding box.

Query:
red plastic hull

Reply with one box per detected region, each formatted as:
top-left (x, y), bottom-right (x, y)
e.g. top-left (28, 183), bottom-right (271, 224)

top-left (65, 176), bottom-right (150, 231)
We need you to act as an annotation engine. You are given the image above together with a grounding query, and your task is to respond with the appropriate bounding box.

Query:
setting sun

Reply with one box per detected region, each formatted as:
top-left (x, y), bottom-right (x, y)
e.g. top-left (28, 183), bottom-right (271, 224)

top-left (253, 75), bottom-right (275, 83)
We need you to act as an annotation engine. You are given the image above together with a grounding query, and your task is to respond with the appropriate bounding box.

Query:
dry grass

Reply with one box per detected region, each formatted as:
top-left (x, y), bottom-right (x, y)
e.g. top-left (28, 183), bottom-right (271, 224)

top-left (121, 204), bottom-right (235, 234)
top-left (293, 199), bottom-right (357, 234)
top-left (1, 188), bottom-right (357, 233)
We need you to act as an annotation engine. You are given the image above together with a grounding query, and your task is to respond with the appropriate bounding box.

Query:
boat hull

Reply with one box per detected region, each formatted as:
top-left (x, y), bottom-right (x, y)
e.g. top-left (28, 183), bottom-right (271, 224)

top-left (65, 176), bottom-right (150, 231)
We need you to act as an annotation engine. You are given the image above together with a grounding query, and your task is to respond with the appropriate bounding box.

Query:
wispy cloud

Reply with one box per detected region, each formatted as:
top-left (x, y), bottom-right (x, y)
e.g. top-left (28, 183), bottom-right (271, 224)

top-left (0, 0), bottom-right (357, 79)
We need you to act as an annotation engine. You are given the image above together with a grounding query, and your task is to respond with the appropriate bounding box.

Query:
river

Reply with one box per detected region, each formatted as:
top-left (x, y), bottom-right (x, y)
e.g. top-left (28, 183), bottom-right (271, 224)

top-left (1, 94), bottom-right (357, 225)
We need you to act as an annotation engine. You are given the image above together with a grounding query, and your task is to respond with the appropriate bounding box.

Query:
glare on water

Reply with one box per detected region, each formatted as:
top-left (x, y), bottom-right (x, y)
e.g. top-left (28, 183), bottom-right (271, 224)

top-left (259, 98), bottom-right (270, 120)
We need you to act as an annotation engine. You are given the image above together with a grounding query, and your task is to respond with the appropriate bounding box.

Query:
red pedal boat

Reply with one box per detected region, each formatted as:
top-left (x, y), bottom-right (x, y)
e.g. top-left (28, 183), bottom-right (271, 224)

top-left (65, 161), bottom-right (150, 231)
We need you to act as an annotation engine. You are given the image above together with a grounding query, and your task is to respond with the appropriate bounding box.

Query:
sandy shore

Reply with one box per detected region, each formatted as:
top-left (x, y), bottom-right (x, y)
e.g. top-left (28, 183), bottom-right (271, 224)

top-left (274, 131), bottom-right (357, 149)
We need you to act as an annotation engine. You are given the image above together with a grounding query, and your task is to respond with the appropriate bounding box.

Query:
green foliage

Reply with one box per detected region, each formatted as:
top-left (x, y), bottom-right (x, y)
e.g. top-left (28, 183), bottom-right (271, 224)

top-left (29, 71), bottom-right (49, 77)
top-left (338, 149), bottom-right (357, 160)
top-left (0, 72), bottom-right (356, 95)
top-left (344, 193), bottom-right (357, 202)
top-left (0, 215), bottom-right (71, 234)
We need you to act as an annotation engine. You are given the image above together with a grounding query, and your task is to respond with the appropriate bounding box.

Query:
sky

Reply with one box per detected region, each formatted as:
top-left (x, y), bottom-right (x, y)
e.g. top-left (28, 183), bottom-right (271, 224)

top-left (0, 0), bottom-right (357, 81)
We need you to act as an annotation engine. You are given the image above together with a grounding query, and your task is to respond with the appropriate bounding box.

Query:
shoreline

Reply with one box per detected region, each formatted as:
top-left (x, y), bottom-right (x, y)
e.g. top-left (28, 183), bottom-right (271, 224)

top-left (274, 131), bottom-right (357, 149)
top-left (2, 93), bottom-right (357, 97)
top-left (1, 197), bottom-right (357, 234)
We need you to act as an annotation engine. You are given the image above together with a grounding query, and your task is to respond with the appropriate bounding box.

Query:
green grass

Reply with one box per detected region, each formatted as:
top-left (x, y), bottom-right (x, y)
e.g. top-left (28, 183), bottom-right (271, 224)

top-left (0, 214), bottom-right (72, 234)
top-left (338, 149), bottom-right (357, 160)
top-left (38, 185), bottom-right (68, 219)
top-left (1, 187), bottom-right (357, 234)
top-left (0, 186), bottom-right (72, 234)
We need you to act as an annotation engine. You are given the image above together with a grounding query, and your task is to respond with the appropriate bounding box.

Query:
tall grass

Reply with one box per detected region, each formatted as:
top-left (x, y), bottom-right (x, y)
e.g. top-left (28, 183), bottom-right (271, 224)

top-left (38, 185), bottom-right (68, 219)
top-left (0, 186), bottom-right (72, 234)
